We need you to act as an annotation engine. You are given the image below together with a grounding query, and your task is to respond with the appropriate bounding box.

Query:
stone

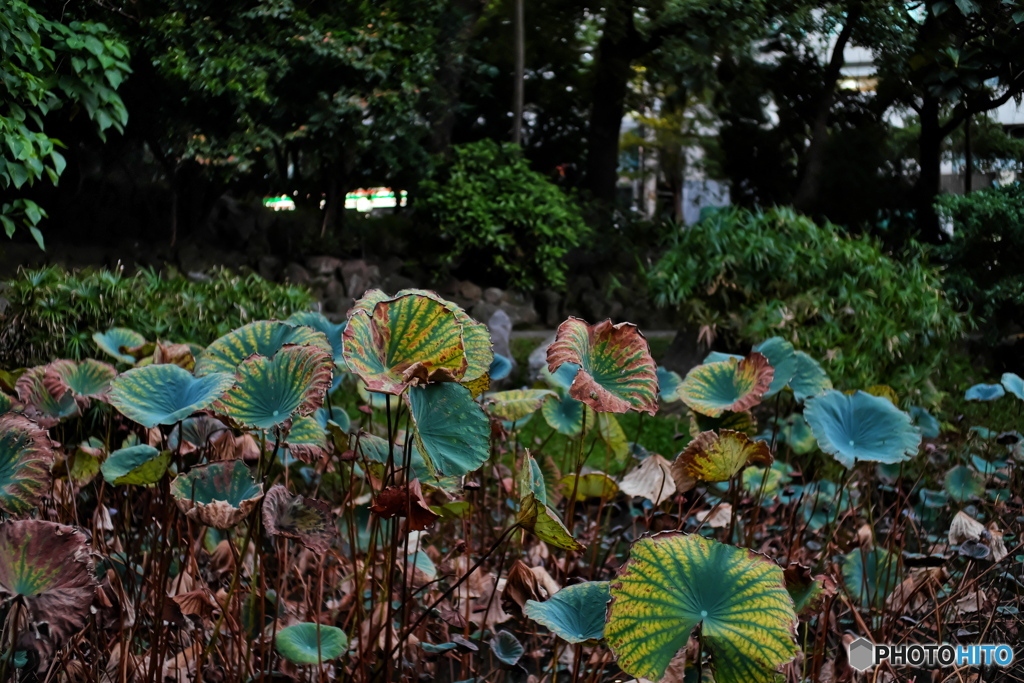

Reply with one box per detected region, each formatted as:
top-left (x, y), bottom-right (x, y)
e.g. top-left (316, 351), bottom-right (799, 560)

top-left (458, 280), bottom-right (483, 303)
top-left (382, 273), bottom-right (416, 294)
top-left (540, 289), bottom-right (562, 328)
top-left (483, 287), bottom-right (504, 305)
top-left (527, 333), bottom-right (557, 383)
top-left (257, 256), bottom-right (282, 281)
top-left (487, 310), bottom-right (513, 360)
top-left (284, 262), bottom-right (311, 286)
top-left (305, 255), bottom-right (343, 277)
top-left (379, 255), bottom-right (405, 278)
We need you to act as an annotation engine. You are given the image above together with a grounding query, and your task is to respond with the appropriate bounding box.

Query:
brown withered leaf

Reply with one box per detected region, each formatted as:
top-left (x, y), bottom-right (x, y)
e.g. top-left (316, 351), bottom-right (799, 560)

top-left (501, 560), bottom-right (543, 616)
top-left (885, 566), bottom-right (948, 614)
top-left (262, 484), bottom-right (337, 553)
top-left (370, 479), bottom-right (439, 531)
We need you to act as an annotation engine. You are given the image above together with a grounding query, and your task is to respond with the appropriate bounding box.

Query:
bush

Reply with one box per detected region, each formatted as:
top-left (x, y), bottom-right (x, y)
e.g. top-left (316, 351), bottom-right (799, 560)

top-left (935, 184), bottom-right (1024, 344)
top-left (416, 140), bottom-right (588, 290)
top-left (646, 206), bottom-right (966, 400)
top-left (0, 266), bottom-right (314, 367)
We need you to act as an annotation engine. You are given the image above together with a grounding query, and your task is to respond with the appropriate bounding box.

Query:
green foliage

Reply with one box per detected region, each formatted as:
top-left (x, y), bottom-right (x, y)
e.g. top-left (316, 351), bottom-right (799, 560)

top-left (647, 206), bottom-right (966, 400)
top-left (1, 2), bottom-right (130, 248)
top-left (935, 183), bottom-right (1024, 344)
top-left (0, 266), bottom-right (314, 368)
top-left (417, 140), bottom-right (588, 290)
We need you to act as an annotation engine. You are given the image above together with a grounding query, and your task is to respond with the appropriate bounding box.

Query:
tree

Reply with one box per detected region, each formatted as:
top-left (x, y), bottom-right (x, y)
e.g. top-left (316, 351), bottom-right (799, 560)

top-left (0, 1), bottom-right (130, 248)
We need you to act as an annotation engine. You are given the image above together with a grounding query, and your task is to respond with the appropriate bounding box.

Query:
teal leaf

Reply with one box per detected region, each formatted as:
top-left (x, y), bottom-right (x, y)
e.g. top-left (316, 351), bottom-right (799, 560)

top-left (195, 320), bottom-right (332, 376)
top-left (93, 327), bottom-right (146, 365)
top-left (109, 364), bottom-right (234, 428)
top-left (100, 445), bottom-right (170, 486)
top-left (1001, 373), bottom-right (1024, 401)
top-left (275, 622), bottom-right (348, 665)
top-left (523, 581), bottom-right (609, 643)
top-left (170, 460), bottom-right (263, 529)
top-left (841, 547), bottom-right (900, 608)
top-left (788, 351), bottom-right (832, 402)
top-left (489, 630), bottom-right (524, 666)
top-left (752, 337), bottom-right (798, 399)
top-left (405, 382), bottom-right (489, 480)
top-left (965, 383), bottom-right (1005, 401)
top-left (803, 390), bottom-right (920, 468)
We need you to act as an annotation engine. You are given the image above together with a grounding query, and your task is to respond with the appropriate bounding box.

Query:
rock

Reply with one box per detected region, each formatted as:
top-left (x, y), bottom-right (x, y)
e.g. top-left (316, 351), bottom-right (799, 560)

top-left (527, 333), bottom-right (557, 383)
top-left (284, 262), bottom-right (311, 286)
top-left (305, 255), bottom-right (343, 277)
top-left (487, 310), bottom-right (513, 360)
top-left (257, 256), bottom-right (282, 281)
top-left (472, 297), bottom-right (539, 329)
top-left (470, 301), bottom-right (500, 326)
top-left (436, 277), bottom-right (462, 297)
top-left (340, 259), bottom-right (370, 281)
top-left (540, 289), bottom-right (562, 328)
top-left (382, 273), bottom-right (417, 294)
top-left (379, 255), bottom-right (405, 278)
top-left (458, 280), bottom-right (483, 304)
top-left (483, 287), bottom-right (504, 305)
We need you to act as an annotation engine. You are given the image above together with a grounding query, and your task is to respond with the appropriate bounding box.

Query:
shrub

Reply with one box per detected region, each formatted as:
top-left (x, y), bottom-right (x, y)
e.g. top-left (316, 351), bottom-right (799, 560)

top-left (935, 183), bottom-right (1024, 344)
top-left (416, 140), bottom-right (588, 290)
top-left (646, 206), bottom-right (966, 400)
top-left (0, 266), bottom-right (314, 367)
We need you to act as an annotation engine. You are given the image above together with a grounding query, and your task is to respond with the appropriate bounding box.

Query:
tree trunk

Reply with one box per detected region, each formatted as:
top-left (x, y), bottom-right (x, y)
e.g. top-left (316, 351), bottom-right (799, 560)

top-left (512, 0), bottom-right (524, 145)
top-left (429, 0), bottom-right (486, 156)
top-left (963, 113), bottom-right (972, 193)
top-left (915, 95), bottom-right (943, 242)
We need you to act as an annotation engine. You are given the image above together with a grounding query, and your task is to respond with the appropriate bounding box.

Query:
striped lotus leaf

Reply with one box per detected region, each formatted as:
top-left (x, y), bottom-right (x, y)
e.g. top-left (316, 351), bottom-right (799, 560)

top-left (541, 392), bottom-right (593, 436)
top-left (689, 409), bottom-right (757, 438)
top-left (215, 345), bottom-right (333, 430)
top-left (788, 351), bottom-right (832, 403)
top-left (343, 292), bottom-right (468, 395)
top-left (101, 445), bottom-right (171, 486)
top-left (547, 317), bottom-right (658, 415)
top-left (559, 471), bottom-right (618, 502)
top-left (170, 460), bottom-right (263, 529)
top-left (523, 581), bottom-right (609, 644)
top-left (43, 359), bottom-right (117, 403)
top-left (742, 462), bottom-right (793, 497)
top-left (15, 366), bottom-right (80, 428)
top-left (618, 454), bottom-right (676, 505)
top-left (803, 390), bottom-right (920, 469)
top-left (405, 382), bottom-right (489, 479)
top-left (0, 413), bottom-right (54, 514)
top-left (485, 389), bottom-right (557, 421)
top-left (605, 532), bottom-right (798, 683)
top-left (0, 520), bottom-right (97, 669)
top-left (279, 415), bottom-right (328, 463)
top-left (516, 493), bottom-right (584, 551)
top-left (704, 351), bottom-right (744, 364)
top-left (656, 366), bottom-right (683, 403)
top-left (0, 392), bottom-right (12, 412)
top-left (168, 415), bottom-right (231, 454)
top-left (678, 352), bottom-right (774, 418)
top-left (93, 327), bottom-right (146, 365)
top-left (262, 484), bottom-right (336, 553)
top-left (287, 311), bottom-right (346, 363)
top-left (348, 288), bottom-right (390, 316)
top-left (672, 430), bottom-right (773, 493)
top-left (195, 320), bottom-right (332, 376)
top-left (752, 337), bottom-right (798, 399)
top-left (109, 364), bottom-right (235, 428)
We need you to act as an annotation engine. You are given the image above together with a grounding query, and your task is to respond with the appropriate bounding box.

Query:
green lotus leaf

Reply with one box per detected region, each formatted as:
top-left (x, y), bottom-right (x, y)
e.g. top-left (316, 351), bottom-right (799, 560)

top-left (788, 351), bottom-right (832, 403)
top-left (0, 520), bottom-right (97, 664)
top-left (523, 581), bottom-right (609, 644)
top-left (803, 390), bottom-right (921, 469)
top-left (909, 406), bottom-right (940, 439)
top-left (558, 471), bottom-right (618, 501)
top-left (287, 311), bottom-right (346, 362)
top-left (517, 451), bottom-right (547, 505)
top-left (275, 622), bottom-right (348, 665)
top-left (541, 392), bottom-right (591, 436)
top-left (0, 393), bottom-right (11, 412)
top-left (782, 416), bottom-right (817, 455)
top-left (489, 353), bottom-right (513, 381)
top-left (93, 327), bottom-right (146, 365)
top-left (965, 383), bottom-right (1005, 401)
top-left (689, 409), bottom-right (756, 437)
top-left (101, 445), bottom-right (171, 486)
top-left (0, 413), bottom-right (54, 514)
top-left (596, 412), bottom-right (629, 459)
top-left (109, 364), bottom-right (234, 428)
top-left (605, 532), bottom-right (798, 683)
top-left (704, 351), bottom-right (744, 364)
top-left (656, 366), bottom-right (684, 402)
top-left (1002, 372), bottom-right (1024, 400)
top-left (43, 359), bottom-right (116, 402)
top-left (490, 630), bottom-right (524, 666)
top-left (547, 317), bottom-right (659, 415)
top-left (752, 337), bottom-right (798, 399)
top-left (841, 547), bottom-right (900, 608)
top-left (516, 493), bottom-right (584, 551)
top-left (170, 460), bottom-right (263, 529)
top-left (69, 441), bottom-right (103, 486)
top-left (741, 462), bottom-right (791, 497)
top-left (279, 415), bottom-right (329, 463)
top-left (169, 415), bottom-right (230, 453)
top-left (944, 465), bottom-right (985, 502)
top-left (262, 484), bottom-right (336, 553)
top-left (678, 353), bottom-right (774, 418)
top-left (195, 320), bottom-right (332, 376)
top-left (315, 405), bottom-right (351, 434)
top-left (671, 429), bottom-right (772, 493)
top-left (216, 345), bottom-right (333, 429)
top-left (15, 366), bottom-right (80, 428)
top-left (486, 389), bottom-right (557, 421)
top-left (405, 382), bottom-right (489, 480)
top-left (342, 292), bottom-right (468, 395)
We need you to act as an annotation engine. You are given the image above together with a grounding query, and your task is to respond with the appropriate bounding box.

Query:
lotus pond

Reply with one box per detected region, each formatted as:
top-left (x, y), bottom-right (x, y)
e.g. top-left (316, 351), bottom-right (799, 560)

top-left (0, 288), bottom-right (1021, 682)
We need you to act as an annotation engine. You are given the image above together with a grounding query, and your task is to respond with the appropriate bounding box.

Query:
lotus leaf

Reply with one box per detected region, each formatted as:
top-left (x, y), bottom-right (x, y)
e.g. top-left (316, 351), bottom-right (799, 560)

top-left (281, 415), bottom-right (329, 463)
top-left (944, 465), bottom-right (985, 502)
top-left (703, 351), bottom-right (744, 364)
top-left (752, 337), bottom-right (798, 398)
top-left (0, 413), bottom-right (54, 514)
top-left (671, 430), bottom-right (772, 493)
top-left (547, 317), bottom-right (658, 415)
top-left (101, 444), bottom-right (171, 486)
top-left (523, 581), bottom-right (609, 644)
top-left (15, 366), bottom-right (80, 427)
top-left (678, 353), bottom-right (774, 417)
top-left (656, 366), bottom-right (683, 402)
top-left (216, 345), bottom-right (333, 429)
top-left (517, 451), bottom-right (547, 505)
top-left (109, 364), bottom-right (234, 428)
top-left (689, 409), bottom-right (756, 437)
top-left (841, 547), bottom-right (900, 608)
top-left (275, 622), bottom-right (348, 665)
top-left (516, 493), bottom-right (584, 551)
top-left (195, 320), bottom-right (332, 376)
top-left (171, 460), bottom-right (263, 529)
top-left (43, 359), bottom-right (116, 402)
top-left (262, 484), bottom-right (336, 553)
top-left (803, 390), bottom-right (920, 468)
top-left (287, 311), bottom-right (346, 362)
top-left (343, 291), bottom-right (468, 395)
top-left (788, 350), bottom-right (832, 402)
top-left (909, 406), bottom-right (941, 439)
top-left (169, 415), bottom-right (230, 453)
top-left (605, 532), bottom-right (798, 683)
top-left (0, 521), bottom-right (97, 668)
top-left (486, 389), bottom-right (557, 421)
top-left (93, 327), bottom-right (146, 365)
top-left (596, 412), bottom-right (629, 459)
top-left (558, 471), bottom-right (618, 501)
top-left (1002, 372), bottom-right (1024, 400)
top-left (541, 392), bottom-right (591, 436)
top-left (618, 454), bottom-right (675, 505)
top-left (489, 630), bottom-right (524, 666)
top-left (965, 383), bottom-right (1005, 401)
top-left (405, 382), bottom-right (489, 479)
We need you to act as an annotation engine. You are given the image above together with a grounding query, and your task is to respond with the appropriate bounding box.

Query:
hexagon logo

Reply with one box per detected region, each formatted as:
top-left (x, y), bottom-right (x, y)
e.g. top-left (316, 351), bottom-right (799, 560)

top-left (848, 637), bottom-right (875, 672)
